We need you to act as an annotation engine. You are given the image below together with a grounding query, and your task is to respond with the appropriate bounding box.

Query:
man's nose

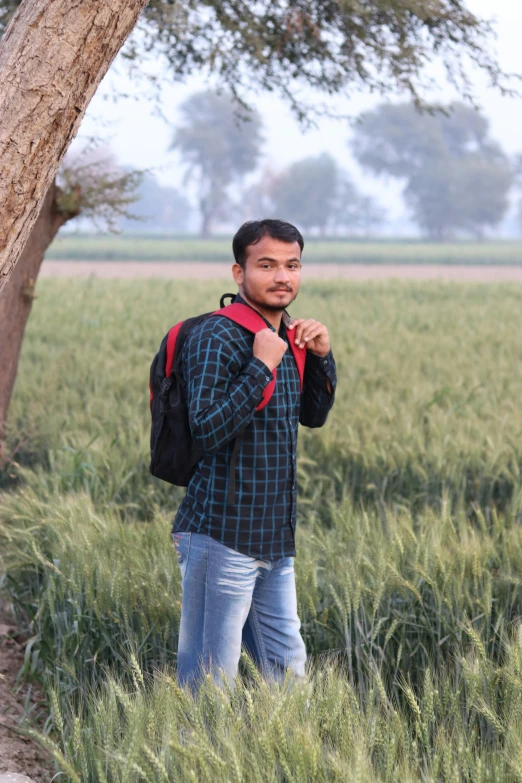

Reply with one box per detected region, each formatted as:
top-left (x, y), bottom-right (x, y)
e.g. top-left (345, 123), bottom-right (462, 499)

top-left (274, 266), bottom-right (290, 283)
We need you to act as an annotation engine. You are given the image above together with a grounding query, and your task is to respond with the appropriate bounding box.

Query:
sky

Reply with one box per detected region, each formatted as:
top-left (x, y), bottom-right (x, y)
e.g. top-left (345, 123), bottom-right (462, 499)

top-left (76, 0), bottom-right (522, 235)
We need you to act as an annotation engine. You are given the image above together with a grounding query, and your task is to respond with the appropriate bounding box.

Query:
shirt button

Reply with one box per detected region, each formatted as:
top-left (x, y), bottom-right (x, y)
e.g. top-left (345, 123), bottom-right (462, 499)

top-left (323, 359), bottom-right (328, 364)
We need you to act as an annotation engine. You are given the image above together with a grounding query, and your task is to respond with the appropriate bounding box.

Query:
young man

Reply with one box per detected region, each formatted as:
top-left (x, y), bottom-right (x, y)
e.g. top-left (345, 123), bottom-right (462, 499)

top-left (172, 219), bottom-right (337, 692)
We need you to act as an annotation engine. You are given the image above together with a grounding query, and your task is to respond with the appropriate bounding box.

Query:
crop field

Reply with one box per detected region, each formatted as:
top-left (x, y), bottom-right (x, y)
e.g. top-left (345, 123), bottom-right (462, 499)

top-left (44, 234), bottom-right (522, 265)
top-left (2, 278), bottom-right (522, 780)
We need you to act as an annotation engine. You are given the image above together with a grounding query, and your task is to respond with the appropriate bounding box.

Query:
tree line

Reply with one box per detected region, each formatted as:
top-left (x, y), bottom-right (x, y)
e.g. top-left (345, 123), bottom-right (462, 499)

top-left (117, 92), bottom-right (520, 240)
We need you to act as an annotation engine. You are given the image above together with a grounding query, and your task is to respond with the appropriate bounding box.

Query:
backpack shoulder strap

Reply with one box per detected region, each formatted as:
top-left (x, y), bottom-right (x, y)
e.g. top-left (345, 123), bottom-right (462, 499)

top-left (287, 337), bottom-right (306, 393)
top-left (212, 302), bottom-right (268, 333)
top-left (211, 302), bottom-right (306, 408)
top-left (165, 321), bottom-right (184, 379)
top-left (211, 303), bottom-right (275, 411)
top-left (165, 312), bottom-right (215, 380)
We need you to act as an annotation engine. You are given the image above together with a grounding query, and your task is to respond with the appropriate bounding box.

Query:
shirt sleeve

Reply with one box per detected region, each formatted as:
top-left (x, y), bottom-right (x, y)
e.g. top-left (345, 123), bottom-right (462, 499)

top-left (299, 348), bottom-right (337, 428)
top-left (183, 319), bottom-right (274, 453)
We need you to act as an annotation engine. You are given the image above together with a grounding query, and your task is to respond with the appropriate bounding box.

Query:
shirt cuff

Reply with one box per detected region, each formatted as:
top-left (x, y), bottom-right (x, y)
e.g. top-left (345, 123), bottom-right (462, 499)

top-left (306, 349), bottom-right (337, 389)
top-left (242, 357), bottom-right (274, 387)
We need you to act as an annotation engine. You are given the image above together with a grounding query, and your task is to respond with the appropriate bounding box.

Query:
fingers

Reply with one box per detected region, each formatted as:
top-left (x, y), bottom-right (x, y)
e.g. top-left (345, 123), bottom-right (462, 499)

top-left (300, 324), bottom-right (326, 346)
top-left (288, 318), bottom-right (313, 345)
top-left (289, 319), bottom-right (326, 347)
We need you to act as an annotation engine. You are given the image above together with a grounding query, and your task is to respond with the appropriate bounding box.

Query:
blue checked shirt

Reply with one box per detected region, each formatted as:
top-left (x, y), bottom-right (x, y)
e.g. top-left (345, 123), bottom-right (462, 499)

top-left (172, 293), bottom-right (337, 561)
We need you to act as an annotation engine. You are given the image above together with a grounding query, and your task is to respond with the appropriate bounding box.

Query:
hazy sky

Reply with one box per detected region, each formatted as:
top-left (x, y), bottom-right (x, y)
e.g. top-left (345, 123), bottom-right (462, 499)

top-left (77, 0), bottom-right (522, 232)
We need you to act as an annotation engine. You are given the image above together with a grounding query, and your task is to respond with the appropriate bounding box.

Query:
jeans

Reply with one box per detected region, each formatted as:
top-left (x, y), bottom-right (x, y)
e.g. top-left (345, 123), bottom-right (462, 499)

top-left (173, 531), bottom-right (307, 693)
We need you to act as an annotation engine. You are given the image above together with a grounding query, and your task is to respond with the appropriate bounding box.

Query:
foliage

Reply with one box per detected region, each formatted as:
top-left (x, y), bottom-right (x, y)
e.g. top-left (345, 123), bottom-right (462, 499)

top-left (137, 0), bottom-right (516, 121)
top-left (352, 102), bottom-right (514, 239)
top-left (265, 153), bottom-right (383, 235)
top-left (268, 153), bottom-right (339, 234)
top-left (170, 91), bottom-right (263, 236)
top-left (336, 181), bottom-right (386, 236)
top-left (2, 278), bottom-right (522, 778)
top-left (119, 172), bottom-right (192, 233)
top-left (2, 0), bottom-right (515, 120)
top-left (56, 143), bottom-right (143, 233)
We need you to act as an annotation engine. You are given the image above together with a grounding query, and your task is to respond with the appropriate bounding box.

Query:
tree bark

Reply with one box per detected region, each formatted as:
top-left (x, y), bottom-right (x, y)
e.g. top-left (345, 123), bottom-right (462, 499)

top-left (0, 0), bottom-right (149, 296)
top-left (0, 180), bottom-right (78, 465)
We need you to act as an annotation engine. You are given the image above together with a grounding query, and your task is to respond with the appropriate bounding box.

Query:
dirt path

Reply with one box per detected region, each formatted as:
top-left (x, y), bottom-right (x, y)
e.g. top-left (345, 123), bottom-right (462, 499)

top-left (0, 597), bottom-right (50, 781)
top-left (41, 260), bottom-right (522, 282)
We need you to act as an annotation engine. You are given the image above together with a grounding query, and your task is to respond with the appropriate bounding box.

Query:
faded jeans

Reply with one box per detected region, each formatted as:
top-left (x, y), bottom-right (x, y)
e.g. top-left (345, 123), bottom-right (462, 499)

top-left (172, 531), bottom-right (307, 693)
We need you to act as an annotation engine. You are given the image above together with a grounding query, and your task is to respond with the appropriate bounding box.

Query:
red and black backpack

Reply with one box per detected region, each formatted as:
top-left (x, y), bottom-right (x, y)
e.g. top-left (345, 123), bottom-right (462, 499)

top-left (149, 293), bottom-right (306, 502)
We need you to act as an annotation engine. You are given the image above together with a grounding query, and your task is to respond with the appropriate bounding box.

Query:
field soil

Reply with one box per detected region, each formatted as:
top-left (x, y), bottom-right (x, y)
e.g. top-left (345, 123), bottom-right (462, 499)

top-left (40, 260), bottom-right (522, 281)
top-left (0, 598), bottom-right (50, 781)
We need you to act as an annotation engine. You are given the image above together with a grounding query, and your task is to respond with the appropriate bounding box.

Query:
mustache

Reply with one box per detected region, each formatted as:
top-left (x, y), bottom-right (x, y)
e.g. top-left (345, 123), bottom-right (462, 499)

top-left (268, 287), bottom-right (292, 292)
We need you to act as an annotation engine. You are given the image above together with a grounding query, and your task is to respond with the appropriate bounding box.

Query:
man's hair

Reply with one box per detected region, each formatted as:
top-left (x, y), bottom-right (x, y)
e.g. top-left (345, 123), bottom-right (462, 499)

top-left (232, 219), bottom-right (304, 268)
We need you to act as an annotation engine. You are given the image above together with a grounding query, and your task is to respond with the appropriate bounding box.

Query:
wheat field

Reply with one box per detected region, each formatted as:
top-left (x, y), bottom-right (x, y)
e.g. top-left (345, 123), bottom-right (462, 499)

top-left (44, 234), bottom-right (522, 265)
top-left (2, 278), bottom-right (522, 781)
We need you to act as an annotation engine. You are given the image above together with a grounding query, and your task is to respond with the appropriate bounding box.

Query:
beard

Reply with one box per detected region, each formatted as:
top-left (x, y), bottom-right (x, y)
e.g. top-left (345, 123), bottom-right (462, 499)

top-left (241, 279), bottom-right (299, 312)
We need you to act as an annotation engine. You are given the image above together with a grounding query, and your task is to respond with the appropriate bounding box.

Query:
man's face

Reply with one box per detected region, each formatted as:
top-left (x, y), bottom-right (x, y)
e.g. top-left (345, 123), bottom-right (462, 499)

top-left (232, 235), bottom-right (302, 312)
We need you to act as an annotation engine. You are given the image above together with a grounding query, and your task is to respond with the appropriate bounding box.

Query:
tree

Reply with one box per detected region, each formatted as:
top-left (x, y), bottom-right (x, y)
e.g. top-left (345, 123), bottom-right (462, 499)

top-left (0, 0), bottom-right (516, 291)
top-left (336, 182), bottom-right (386, 237)
top-left (269, 154), bottom-right (340, 235)
top-left (0, 0), bottom-right (150, 295)
top-left (512, 154), bottom-right (522, 236)
top-left (0, 145), bottom-right (141, 463)
top-left (352, 102), bottom-right (513, 239)
top-left (262, 153), bottom-right (384, 236)
top-left (240, 167), bottom-right (280, 223)
top-left (119, 173), bottom-right (192, 233)
top-left (170, 91), bottom-right (263, 237)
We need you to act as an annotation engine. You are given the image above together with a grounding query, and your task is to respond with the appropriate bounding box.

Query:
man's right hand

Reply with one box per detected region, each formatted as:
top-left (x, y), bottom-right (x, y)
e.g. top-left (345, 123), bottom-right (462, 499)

top-left (253, 328), bottom-right (288, 372)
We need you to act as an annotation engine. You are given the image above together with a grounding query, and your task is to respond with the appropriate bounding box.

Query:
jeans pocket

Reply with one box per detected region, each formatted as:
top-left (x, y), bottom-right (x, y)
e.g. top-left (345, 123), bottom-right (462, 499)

top-left (172, 532), bottom-right (191, 581)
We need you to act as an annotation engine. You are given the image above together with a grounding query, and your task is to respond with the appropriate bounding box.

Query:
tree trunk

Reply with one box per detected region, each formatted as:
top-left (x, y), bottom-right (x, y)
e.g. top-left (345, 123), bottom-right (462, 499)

top-left (0, 181), bottom-right (78, 465)
top-left (200, 198), bottom-right (212, 238)
top-left (0, 0), bottom-right (149, 296)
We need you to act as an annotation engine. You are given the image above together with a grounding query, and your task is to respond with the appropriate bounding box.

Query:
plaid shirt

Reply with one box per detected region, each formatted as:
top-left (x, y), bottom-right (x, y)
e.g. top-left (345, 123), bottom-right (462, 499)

top-left (172, 293), bottom-right (337, 560)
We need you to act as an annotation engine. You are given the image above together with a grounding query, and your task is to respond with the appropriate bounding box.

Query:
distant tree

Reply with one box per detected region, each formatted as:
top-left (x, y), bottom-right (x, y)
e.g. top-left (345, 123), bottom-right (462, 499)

top-left (335, 179), bottom-right (387, 236)
top-left (352, 102), bottom-right (513, 239)
top-left (240, 167), bottom-right (279, 223)
top-left (119, 173), bottom-right (191, 233)
top-left (269, 154), bottom-right (339, 235)
top-left (170, 92), bottom-right (263, 237)
top-left (512, 154), bottom-right (522, 236)
top-left (266, 153), bottom-right (384, 236)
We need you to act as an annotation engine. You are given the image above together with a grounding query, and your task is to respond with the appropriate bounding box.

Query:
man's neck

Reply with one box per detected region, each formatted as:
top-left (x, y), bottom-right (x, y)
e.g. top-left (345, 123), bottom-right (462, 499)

top-left (236, 290), bottom-right (283, 331)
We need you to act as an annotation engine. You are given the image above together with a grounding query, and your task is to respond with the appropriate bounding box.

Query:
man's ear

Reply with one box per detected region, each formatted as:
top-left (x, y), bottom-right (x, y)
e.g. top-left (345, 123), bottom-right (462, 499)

top-left (232, 263), bottom-right (244, 286)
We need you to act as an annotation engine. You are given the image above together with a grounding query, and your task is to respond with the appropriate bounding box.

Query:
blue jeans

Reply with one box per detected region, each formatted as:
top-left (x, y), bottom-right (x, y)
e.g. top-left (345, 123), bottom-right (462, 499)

top-left (172, 532), bottom-right (307, 693)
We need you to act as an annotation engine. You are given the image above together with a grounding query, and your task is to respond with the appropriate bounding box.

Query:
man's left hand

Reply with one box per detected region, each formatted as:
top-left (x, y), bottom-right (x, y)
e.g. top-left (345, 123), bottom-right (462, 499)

top-left (287, 318), bottom-right (330, 357)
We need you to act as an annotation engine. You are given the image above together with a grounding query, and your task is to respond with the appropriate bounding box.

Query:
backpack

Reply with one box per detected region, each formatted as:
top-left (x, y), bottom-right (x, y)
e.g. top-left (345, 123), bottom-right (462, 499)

top-left (149, 293), bottom-right (306, 504)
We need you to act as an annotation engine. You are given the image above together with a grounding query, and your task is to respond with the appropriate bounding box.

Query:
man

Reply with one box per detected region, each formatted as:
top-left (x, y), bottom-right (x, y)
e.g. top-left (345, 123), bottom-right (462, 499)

top-left (172, 219), bottom-right (337, 693)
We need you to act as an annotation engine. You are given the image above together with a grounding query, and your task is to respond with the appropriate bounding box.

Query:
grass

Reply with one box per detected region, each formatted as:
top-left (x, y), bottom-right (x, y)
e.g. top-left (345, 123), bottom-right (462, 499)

top-left (2, 278), bottom-right (522, 780)
top-left (44, 234), bottom-right (522, 264)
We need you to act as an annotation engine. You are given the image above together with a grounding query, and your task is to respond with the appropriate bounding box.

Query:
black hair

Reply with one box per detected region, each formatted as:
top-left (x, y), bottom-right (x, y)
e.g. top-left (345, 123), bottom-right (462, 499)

top-left (232, 219), bottom-right (304, 268)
